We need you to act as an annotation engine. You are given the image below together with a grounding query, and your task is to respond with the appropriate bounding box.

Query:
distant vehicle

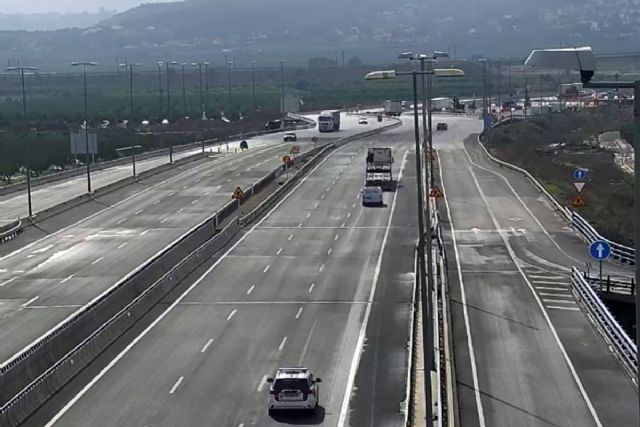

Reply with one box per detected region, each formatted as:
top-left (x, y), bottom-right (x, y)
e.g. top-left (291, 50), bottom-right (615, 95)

top-left (265, 119), bottom-right (283, 130)
top-left (358, 117), bottom-right (368, 125)
top-left (366, 147), bottom-right (393, 190)
top-left (436, 122), bottom-right (448, 131)
top-left (283, 132), bottom-right (297, 142)
top-left (431, 97), bottom-right (454, 111)
top-left (240, 140), bottom-right (249, 150)
top-left (362, 186), bottom-right (384, 207)
top-left (383, 100), bottom-right (402, 116)
top-left (267, 368), bottom-right (321, 414)
top-left (318, 110), bottom-right (341, 132)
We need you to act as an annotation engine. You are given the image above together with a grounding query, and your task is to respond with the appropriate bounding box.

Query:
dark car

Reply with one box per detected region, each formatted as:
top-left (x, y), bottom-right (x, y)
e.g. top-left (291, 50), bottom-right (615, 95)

top-left (436, 122), bottom-right (448, 131)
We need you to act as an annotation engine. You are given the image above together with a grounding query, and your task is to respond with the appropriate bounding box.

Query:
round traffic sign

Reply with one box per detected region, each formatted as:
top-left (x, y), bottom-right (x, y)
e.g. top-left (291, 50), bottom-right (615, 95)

top-left (573, 168), bottom-right (587, 181)
top-left (589, 240), bottom-right (611, 260)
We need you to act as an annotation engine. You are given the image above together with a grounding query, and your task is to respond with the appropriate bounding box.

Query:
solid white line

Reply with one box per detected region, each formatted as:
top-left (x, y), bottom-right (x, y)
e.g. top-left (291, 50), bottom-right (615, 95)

top-left (246, 285), bottom-right (255, 295)
top-left (278, 336), bottom-right (288, 351)
top-left (263, 264), bottom-right (270, 273)
top-left (200, 339), bottom-right (214, 353)
top-left (135, 209), bottom-right (144, 215)
top-left (169, 376), bottom-right (184, 394)
top-left (465, 155), bottom-right (603, 426)
top-left (319, 264), bottom-right (325, 273)
top-left (59, 274), bottom-right (74, 284)
top-left (337, 150), bottom-right (409, 427)
top-left (22, 296), bottom-right (40, 307)
top-left (438, 153), bottom-right (486, 427)
top-left (227, 309), bottom-right (238, 321)
top-left (548, 306), bottom-right (581, 311)
top-left (288, 234), bottom-right (294, 241)
top-left (0, 277), bottom-right (17, 287)
top-left (116, 218), bottom-right (127, 225)
top-left (257, 374), bottom-right (269, 392)
top-left (91, 257), bottom-right (104, 265)
top-left (308, 283), bottom-right (315, 293)
top-left (295, 307), bottom-right (303, 319)
top-left (43, 129), bottom-right (352, 426)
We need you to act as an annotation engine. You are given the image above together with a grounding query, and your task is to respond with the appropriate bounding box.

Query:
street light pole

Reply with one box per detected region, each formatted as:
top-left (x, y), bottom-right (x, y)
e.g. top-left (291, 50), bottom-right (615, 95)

top-left (119, 63), bottom-right (141, 117)
top-left (281, 60), bottom-right (286, 121)
top-left (157, 62), bottom-right (163, 115)
top-left (205, 62), bottom-right (210, 118)
top-left (193, 62), bottom-right (205, 118)
top-left (7, 65), bottom-right (38, 217)
top-left (72, 61), bottom-right (97, 193)
top-left (227, 61), bottom-right (233, 110)
top-left (182, 63), bottom-right (188, 117)
top-left (251, 60), bottom-right (256, 111)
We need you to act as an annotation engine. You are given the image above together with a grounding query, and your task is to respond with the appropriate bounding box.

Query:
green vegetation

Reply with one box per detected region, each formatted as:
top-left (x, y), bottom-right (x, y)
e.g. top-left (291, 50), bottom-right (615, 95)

top-left (490, 106), bottom-right (634, 246)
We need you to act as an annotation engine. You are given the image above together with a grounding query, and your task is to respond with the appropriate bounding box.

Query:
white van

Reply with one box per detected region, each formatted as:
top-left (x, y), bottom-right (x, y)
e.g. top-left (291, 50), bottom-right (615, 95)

top-left (362, 186), bottom-right (384, 207)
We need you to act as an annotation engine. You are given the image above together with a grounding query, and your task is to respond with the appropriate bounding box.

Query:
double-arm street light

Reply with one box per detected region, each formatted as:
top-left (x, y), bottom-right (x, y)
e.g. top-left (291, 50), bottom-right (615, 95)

top-left (7, 65), bottom-right (39, 217)
top-left (71, 61), bottom-right (98, 194)
top-left (365, 66), bottom-right (465, 427)
top-left (119, 62), bottom-right (142, 116)
top-left (526, 46), bottom-right (640, 418)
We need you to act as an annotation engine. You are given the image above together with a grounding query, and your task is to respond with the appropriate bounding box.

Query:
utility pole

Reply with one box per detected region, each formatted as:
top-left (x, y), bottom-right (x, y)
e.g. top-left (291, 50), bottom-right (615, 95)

top-left (227, 60), bottom-right (233, 110)
top-left (71, 61), bottom-right (98, 193)
top-left (182, 62), bottom-right (188, 117)
top-left (280, 60), bottom-right (286, 121)
top-left (205, 62), bottom-right (210, 118)
top-left (156, 62), bottom-right (163, 115)
top-left (251, 61), bottom-right (256, 111)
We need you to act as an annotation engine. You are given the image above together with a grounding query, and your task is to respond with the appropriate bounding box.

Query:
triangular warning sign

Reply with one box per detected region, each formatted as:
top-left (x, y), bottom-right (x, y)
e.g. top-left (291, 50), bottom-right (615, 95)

top-left (429, 186), bottom-right (444, 198)
top-left (573, 182), bottom-right (586, 193)
top-left (572, 194), bottom-right (587, 208)
top-left (232, 186), bottom-right (245, 200)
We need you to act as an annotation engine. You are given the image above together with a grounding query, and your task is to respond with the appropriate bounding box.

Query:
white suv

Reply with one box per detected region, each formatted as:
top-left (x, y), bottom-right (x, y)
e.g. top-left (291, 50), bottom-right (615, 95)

top-left (267, 368), bottom-right (322, 414)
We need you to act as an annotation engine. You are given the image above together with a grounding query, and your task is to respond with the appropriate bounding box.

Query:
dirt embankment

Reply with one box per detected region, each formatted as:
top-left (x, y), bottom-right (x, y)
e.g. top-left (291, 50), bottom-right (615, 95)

top-left (489, 106), bottom-right (634, 246)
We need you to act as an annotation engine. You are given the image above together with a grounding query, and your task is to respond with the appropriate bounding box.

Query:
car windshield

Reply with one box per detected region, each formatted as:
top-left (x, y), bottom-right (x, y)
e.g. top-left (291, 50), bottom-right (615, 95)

top-left (274, 379), bottom-right (309, 393)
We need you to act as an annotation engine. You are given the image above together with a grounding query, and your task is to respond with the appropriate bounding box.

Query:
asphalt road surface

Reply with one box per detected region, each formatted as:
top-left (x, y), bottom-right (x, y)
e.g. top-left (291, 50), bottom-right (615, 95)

top-left (434, 116), bottom-right (638, 427)
top-left (31, 118), bottom-right (419, 426)
top-left (0, 119), bottom-right (311, 225)
top-left (0, 114), bottom-right (378, 368)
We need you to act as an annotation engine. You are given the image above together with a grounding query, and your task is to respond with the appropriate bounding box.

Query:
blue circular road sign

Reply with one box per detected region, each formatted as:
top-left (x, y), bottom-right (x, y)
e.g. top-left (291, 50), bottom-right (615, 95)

top-left (573, 168), bottom-right (588, 181)
top-left (589, 240), bottom-right (611, 260)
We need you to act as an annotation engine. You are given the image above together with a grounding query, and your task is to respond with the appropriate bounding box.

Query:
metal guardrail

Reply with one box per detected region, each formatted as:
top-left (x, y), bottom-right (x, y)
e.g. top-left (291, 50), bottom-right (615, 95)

top-left (571, 267), bottom-right (637, 376)
top-left (583, 272), bottom-right (636, 297)
top-left (571, 211), bottom-right (635, 265)
top-left (0, 220), bottom-right (23, 244)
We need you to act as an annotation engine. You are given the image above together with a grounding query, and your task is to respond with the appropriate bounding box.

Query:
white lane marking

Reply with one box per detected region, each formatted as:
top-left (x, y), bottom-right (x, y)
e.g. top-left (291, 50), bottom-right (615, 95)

top-left (227, 309), bottom-right (237, 321)
top-left (263, 265), bottom-right (270, 274)
top-left (319, 264), bottom-right (325, 273)
top-left (43, 131), bottom-right (347, 425)
top-left (195, 178), bottom-right (201, 183)
top-left (182, 185), bottom-right (189, 189)
top-left (320, 194), bottom-right (326, 200)
top-left (338, 150), bottom-right (409, 427)
top-left (326, 187), bottom-right (331, 192)
top-left (22, 296), bottom-right (40, 307)
top-left (191, 200), bottom-right (199, 205)
top-left (295, 307), bottom-right (303, 319)
top-left (204, 191), bottom-right (210, 196)
top-left (276, 248), bottom-right (283, 256)
top-left (257, 375), bottom-right (269, 392)
top-left (465, 156), bottom-right (603, 426)
top-left (347, 212), bottom-right (352, 218)
top-left (59, 275), bottom-right (74, 284)
top-left (535, 286), bottom-right (568, 291)
top-left (236, 172), bottom-right (241, 177)
top-left (135, 209), bottom-right (144, 215)
top-left (116, 218), bottom-right (127, 225)
top-left (201, 339), bottom-right (214, 353)
top-left (298, 223), bottom-right (303, 228)
top-left (160, 218), bottom-right (169, 224)
top-left (169, 376), bottom-right (184, 394)
top-left (227, 178), bottom-right (232, 182)
top-left (543, 298), bottom-right (575, 304)
top-left (327, 248), bottom-right (333, 256)
top-left (0, 277), bottom-right (17, 287)
top-left (177, 208), bottom-right (184, 213)
top-left (288, 234), bottom-right (294, 241)
top-left (168, 191), bottom-right (176, 197)
top-left (313, 202), bottom-right (319, 209)
top-left (539, 292), bottom-right (570, 297)
top-left (91, 257), bottom-right (104, 265)
top-left (153, 200), bottom-right (160, 205)
top-left (340, 222), bottom-right (346, 228)
top-left (140, 229), bottom-right (150, 236)
top-left (438, 153), bottom-right (486, 426)
top-left (548, 306), bottom-right (581, 311)
top-left (532, 280), bottom-right (570, 286)
top-left (529, 275), bottom-right (567, 280)
top-left (308, 283), bottom-right (315, 293)
top-left (352, 202), bottom-right (356, 208)
top-left (32, 244), bottom-right (54, 254)
top-left (246, 285), bottom-right (255, 295)
top-left (278, 336), bottom-right (288, 351)
top-left (306, 212), bottom-right (311, 218)
top-left (334, 234), bottom-right (339, 241)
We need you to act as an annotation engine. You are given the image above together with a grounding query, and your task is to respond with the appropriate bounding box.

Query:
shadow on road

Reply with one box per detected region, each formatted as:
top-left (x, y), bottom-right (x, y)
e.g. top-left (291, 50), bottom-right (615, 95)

top-left (269, 406), bottom-right (326, 424)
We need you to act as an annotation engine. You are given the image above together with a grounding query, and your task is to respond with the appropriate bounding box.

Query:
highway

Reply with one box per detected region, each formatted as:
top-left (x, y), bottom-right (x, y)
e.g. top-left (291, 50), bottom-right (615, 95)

top-left (27, 119), bottom-right (419, 427)
top-left (434, 116), bottom-right (638, 426)
top-left (0, 114), bottom-right (375, 368)
top-left (0, 127), bottom-right (307, 226)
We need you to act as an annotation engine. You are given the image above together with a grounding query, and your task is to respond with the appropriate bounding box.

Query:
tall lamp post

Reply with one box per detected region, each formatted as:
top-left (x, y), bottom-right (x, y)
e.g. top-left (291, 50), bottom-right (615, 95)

top-left (251, 60), bottom-right (257, 111)
top-left (71, 61), bottom-right (98, 194)
top-left (526, 46), bottom-right (640, 419)
top-left (227, 60), bottom-right (234, 110)
top-left (181, 62), bottom-right (189, 117)
top-left (192, 62), bottom-right (209, 119)
top-left (365, 66), bottom-right (465, 427)
top-left (119, 62), bottom-right (141, 117)
top-left (156, 61), bottom-right (163, 115)
top-left (160, 61), bottom-right (178, 117)
top-left (280, 60), bottom-right (286, 121)
top-left (7, 65), bottom-right (38, 217)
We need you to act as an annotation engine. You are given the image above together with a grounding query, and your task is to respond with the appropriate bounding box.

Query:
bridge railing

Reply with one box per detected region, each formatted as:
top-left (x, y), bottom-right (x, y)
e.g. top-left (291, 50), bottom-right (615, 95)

top-left (571, 211), bottom-right (635, 265)
top-left (571, 267), bottom-right (637, 377)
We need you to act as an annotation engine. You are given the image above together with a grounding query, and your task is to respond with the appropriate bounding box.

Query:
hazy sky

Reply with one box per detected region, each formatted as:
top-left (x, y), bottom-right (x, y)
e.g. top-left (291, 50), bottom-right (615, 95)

top-left (0, 1), bottom-right (169, 13)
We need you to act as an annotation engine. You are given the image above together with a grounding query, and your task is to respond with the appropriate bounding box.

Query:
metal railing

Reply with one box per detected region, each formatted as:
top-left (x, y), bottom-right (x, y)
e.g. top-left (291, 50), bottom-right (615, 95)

top-left (571, 267), bottom-right (637, 376)
top-left (583, 272), bottom-right (636, 297)
top-left (572, 211), bottom-right (635, 265)
top-left (0, 220), bottom-right (23, 244)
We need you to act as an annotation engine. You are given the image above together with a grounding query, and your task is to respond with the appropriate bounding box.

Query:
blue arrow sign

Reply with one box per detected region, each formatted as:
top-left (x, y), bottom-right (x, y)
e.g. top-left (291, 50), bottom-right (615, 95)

top-left (573, 168), bottom-right (587, 181)
top-left (589, 240), bottom-right (611, 260)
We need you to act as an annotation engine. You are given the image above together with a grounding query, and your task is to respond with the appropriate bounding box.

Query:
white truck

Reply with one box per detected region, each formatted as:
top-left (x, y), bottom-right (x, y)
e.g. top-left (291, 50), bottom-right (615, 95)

top-left (383, 100), bottom-right (402, 117)
top-left (318, 110), bottom-right (341, 132)
top-left (366, 147), bottom-right (394, 190)
top-left (431, 97), bottom-right (454, 111)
